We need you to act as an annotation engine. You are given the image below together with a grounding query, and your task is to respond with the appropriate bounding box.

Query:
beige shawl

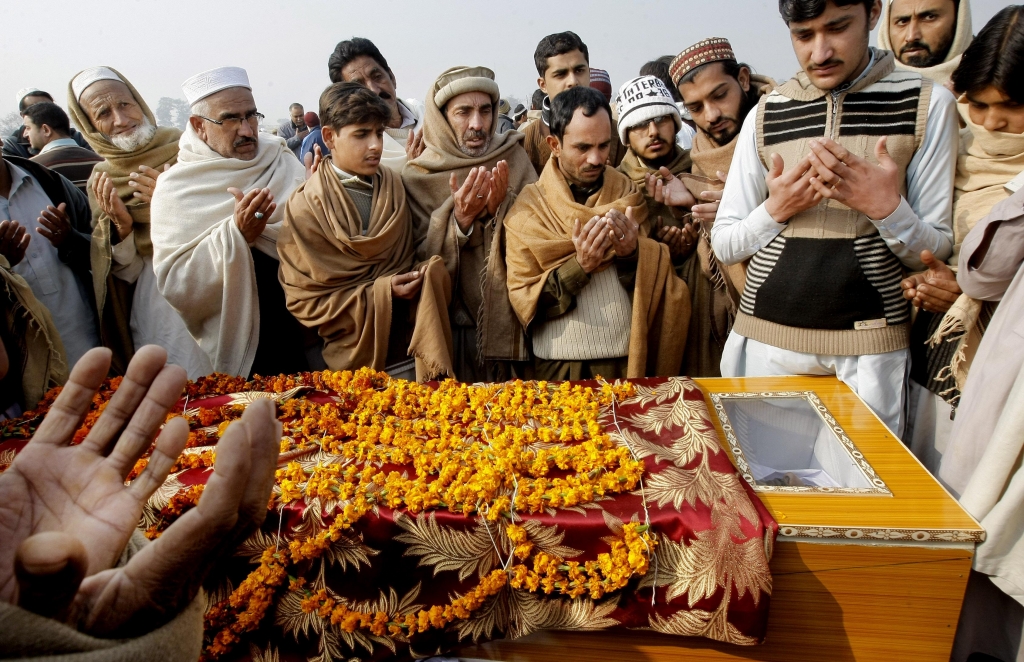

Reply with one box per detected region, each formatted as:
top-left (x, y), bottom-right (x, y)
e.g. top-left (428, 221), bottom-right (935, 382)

top-left (278, 160), bottom-right (453, 380)
top-left (878, 0), bottom-right (973, 85)
top-left (928, 101), bottom-right (1024, 392)
top-left (402, 74), bottom-right (537, 363)
top-left (150, 127), bottom-right (305, 377)
top-left (66, 68), bottom-right (181, 375)
top-left (1, 255), bottom-right (68, 410)
top-left (505, 160), bottom-right (689, 377)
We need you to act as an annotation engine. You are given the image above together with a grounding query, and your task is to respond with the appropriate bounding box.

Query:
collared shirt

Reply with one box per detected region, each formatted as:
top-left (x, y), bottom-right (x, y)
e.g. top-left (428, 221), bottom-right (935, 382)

top-left (712, 74), bottom-right (958, 273)
top-left (397, 99), bottom-right (419, 130)
top-left (38, 137), bottom-right (79, 155)
top-left (0, 161), bottom-right (98, 365)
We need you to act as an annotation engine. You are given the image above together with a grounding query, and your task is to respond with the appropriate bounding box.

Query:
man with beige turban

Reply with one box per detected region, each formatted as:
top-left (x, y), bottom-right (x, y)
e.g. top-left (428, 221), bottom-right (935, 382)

top-left (878, 0), bottom-right (973, 86)
top-left (151, 67), bottom-right (308, 378)
top-left (68, 66), bottom-right (210, 378)
top-left (403, 66), bottom-right (537, 382)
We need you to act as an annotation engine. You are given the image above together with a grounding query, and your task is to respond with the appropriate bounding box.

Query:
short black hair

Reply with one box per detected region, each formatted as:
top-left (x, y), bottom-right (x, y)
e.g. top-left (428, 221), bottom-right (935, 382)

top-left (778, 0), bottom-right (874, 24)
top-left (531, 89), bottom-right (546, 110)
top-left (640, 56), bottom-right (683, 103)
top-left (534, 31), bottom-right (590, 77)
top-left (21, 102), bottom-right (70, 136)
top-left (18, 90), bottom-right (53, 113)
top-left (328, 37), bottom-right (393, 84)
top-left (319, 82), bottom-right (391, 132)
top-left (549, 86), bottom-right (610, 141)
top-left (289, 102), bottom-right (303, 111)
top-left (951, 5), bottom-right (1024, 104)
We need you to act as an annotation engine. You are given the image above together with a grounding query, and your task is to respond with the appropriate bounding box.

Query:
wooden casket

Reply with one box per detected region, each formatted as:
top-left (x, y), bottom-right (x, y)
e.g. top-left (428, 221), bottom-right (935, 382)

top-left (459, 376), bottom-right (983, 662)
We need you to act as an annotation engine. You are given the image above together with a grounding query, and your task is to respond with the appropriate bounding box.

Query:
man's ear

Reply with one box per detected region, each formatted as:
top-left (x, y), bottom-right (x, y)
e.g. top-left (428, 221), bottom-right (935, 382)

top-left (537, 76), bottom-right (548, 96)
top-left (188, 115), bottom-right (206, 141)
top-left (545, 134), bottom-right (561, 157)
top-left (738, 66), bottom-right (751, 93)
top-left (321, 124), bottom-right (335, 146)
top-left (868, 0), bottom-right (882, 30)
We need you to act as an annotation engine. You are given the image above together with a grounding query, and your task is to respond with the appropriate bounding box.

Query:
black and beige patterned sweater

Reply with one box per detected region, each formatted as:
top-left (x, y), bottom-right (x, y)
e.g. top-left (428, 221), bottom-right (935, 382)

top-left (733, 50), bottom-right (932, 357)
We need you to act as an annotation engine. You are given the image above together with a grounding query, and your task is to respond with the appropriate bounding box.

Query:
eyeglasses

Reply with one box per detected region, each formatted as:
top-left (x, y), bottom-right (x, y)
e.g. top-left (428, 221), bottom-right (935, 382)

top-left (629, 115), bottom-right (675, 132)
top-left (194, 111), bottom-right (265, 130)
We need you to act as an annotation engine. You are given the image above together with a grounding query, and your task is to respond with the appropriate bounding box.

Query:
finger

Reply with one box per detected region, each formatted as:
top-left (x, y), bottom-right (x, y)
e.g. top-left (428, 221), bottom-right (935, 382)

top-left (658, 166), bottom-right (675, 181)
top-left (808, 176), bottom-right (839, 199)
top-left (920, 249), bottom-right (938, 269)
top-left (875, 136), bottom-right (894, 167)
top-left (15, 532), bottom-right (87, 620)
top-left (573, 218), bottom-right (582, 241)
top-left (233, 400), bottom-right (281, 532)
top-left (126, 416), bottom-right (189, 501)
top-left (449, 172), bottom-right (459, 195)
top-left (716, 170), bottom-right (728, 184)
top-left (820, 138), bottom-right (854, 165)
top-left (30, 347), bottom-right (113, 446)
top-left (227, 186), bottom-right (244, 202)
top-left (137, 165), bottom-right (160, 178)
top-left (808, 139), bottom-right (845, 174)
top-left (304, 152), bottom-right (313, 169)
top-left (244, 189), bottom-right (270, 216)
top-left (768, 153), bottom-right (784, 181)
top-left (699, 189), bottom-right (723, 202)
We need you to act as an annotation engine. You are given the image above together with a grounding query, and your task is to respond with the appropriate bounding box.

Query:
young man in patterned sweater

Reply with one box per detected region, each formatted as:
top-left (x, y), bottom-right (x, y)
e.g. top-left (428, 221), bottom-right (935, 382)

top-left (710, 0), bottom-right (958, 433)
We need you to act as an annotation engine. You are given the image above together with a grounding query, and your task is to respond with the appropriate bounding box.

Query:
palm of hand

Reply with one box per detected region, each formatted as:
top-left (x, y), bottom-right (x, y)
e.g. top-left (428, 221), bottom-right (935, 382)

top-left (660, 177), bottom-right (695, 207)
top-left (0, 442), bottom-right (142, 602)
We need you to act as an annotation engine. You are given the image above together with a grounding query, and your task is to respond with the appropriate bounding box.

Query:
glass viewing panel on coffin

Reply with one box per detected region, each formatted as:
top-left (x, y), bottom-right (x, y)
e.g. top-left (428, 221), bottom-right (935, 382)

top-left (710, 392), bottom-right (890, 495)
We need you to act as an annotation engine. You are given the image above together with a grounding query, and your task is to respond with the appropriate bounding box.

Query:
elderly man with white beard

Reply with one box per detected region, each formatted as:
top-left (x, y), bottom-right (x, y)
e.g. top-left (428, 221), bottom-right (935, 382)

top-left (68, 66), bottom-right (211, 378)
top-left (150, 67), bottom-right (308, 377)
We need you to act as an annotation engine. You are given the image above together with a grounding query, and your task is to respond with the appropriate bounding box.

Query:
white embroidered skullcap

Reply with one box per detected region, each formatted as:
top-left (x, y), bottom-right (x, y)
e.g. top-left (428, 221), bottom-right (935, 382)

top-left (181, 66), bottom-right (251, 107)
top-left (71, 67), bottom-right (122, 101)
top-left (15, 87), bottom-right (47, 107)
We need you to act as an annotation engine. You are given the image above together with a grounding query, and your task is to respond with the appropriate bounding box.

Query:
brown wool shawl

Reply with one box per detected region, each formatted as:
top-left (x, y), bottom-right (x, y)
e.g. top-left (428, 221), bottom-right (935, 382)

top-left (505, 160), bottom-right (689, 377)
top-left (402, 72), bottom-right (538, 363)
top-left (278, 161), bottom-right (453, 380)
top-left (66, 68), bottom-right (182, 373)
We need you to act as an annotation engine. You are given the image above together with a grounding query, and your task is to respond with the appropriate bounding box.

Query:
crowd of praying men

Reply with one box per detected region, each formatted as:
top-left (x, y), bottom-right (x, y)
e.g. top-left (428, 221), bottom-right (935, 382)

top-left (2, 0), bottom-right (1024, 660)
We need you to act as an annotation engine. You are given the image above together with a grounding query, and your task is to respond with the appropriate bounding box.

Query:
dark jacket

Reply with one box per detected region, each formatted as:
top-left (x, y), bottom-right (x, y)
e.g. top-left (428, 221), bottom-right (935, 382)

top-left (3, 127), bottom-right (93, 159)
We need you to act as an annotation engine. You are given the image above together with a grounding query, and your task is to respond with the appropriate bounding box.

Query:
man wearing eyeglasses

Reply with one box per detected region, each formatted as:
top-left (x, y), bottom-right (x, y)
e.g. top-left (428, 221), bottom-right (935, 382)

top-left (150, 66), bottom-right (310, 378)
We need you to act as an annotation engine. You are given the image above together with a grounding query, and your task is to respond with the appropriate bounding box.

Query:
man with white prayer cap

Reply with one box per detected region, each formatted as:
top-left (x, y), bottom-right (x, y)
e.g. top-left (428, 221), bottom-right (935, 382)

top-left (150, 66), bottom-right (309, 377)
top-left (67, 65), bottom-right (210, 378)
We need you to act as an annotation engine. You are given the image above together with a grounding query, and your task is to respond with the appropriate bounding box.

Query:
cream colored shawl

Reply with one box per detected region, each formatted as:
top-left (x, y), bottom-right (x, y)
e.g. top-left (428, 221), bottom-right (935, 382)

top-left (928, 101), bottom-right (1024, 393)
top-left (278, 160), bottom-right (453, 380)
top-left (150, 127), bottom-right (305, 376)
top-left (878, 0), bottom-right (973, 85)
top-left (505, 160), bottom-right (689, 377)
top-left (402, 71), bottom-right (537, 363)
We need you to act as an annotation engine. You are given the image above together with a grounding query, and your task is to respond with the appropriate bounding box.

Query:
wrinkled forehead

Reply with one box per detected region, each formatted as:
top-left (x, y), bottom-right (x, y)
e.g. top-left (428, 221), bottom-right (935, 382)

top-left (341, 55), bottom-right (392, 83)
top-left (203, 87), bottom-right (257, 117)
top-left (890, 0), bottom-right (956, 18)
top-left (445, 91), bottom-right (494, 115)
top-left (81, 79), bottom-right (136, 116)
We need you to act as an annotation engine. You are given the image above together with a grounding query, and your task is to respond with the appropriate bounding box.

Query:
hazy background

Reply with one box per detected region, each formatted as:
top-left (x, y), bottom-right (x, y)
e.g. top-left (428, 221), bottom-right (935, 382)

top-left (1, 0), bottom-right (1010, 129)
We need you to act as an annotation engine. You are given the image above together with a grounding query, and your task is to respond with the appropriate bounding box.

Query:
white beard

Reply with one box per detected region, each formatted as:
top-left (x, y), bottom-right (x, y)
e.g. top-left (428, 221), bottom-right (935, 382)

top-left (106, 119), bottom-right (157, 152)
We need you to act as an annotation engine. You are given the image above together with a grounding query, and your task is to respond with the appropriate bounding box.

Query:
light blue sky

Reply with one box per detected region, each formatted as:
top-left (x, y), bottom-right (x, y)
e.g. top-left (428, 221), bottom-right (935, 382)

top-left (2, 0), bottom-right (1011, 124)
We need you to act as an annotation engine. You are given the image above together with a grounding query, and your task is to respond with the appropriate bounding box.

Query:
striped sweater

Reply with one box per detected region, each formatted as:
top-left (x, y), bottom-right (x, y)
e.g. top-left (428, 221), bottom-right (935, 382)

top-left (734, 50), bottom-right (931, 356)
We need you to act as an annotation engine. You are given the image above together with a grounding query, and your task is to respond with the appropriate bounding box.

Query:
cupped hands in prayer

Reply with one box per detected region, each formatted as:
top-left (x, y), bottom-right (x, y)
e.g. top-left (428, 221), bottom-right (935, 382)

top-left (450, 161), bottom-right (511, 232)
top-left (0, 345), bottom-right (280, 636)
top-left (229, 187), bottom-right (276, 243)
top-left (901, 249), bottom-right (962, 313)
top-left (0, 220), bottom-right (30, 266)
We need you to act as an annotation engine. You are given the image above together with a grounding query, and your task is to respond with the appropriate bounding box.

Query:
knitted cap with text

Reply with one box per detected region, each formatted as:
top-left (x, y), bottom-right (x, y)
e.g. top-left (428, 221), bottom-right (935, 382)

top-left (615, 75), bottom-right (682, 145)
top-left (669, 37), bottom-right (736, 87)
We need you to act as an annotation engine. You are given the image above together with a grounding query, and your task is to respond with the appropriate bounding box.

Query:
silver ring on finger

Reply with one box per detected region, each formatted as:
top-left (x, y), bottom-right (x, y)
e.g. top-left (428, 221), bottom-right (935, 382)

top-left (254, 211), bottom-right (265, 220)
top-left (476, 195), bottom-right (484, 199)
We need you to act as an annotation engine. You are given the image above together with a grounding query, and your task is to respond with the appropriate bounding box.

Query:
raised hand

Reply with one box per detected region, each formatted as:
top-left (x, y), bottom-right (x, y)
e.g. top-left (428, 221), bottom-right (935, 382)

top-left (303, 144), bottom-right (323, 180)
top-left (485, 160), bottom-right (510, 217)
top-left (1, 345), bottom-right (281, 636)
top-left (691, 170), bottom-right (727, 223)
top-left (228, 187), bottom-right (275, 243)
top-left (36, 203), bottom-right (73, 248)
top-left (572, 215), bottom-right (611, 274)
top-left (92, 172), bottom-right (134, 240)
top-left (764, 152), bottom-right (821, 223)
top-left (645, 167), bottom-right (696, 210)
top-left (807, 137), bottom-right (901, 220)
top-left (127, 164), bottom-right (169, 204)
top-left (654, 216), bottom-right (698, 259)
top-left (391, 269), bottom-right (424, 300)
top-left (405, 129), bottom-right (425, 161)
top-left (605, 206), bottom-right (640, 257)
top-left (0, 220), bottom-right (30, 265)
top-left (449, 167), bottom-right (491, 232)
top-left (900, 249), bottom-right (962, 313)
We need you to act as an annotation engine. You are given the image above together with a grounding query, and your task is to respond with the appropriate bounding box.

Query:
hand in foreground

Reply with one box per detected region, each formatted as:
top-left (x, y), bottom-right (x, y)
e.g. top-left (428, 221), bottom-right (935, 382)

top-left (0, 345), bottom-right (281, 636)
top-left (764, 152), bottom-right (821, 223)
top-left (654, 216), bottom-right (698, 259)
top-left (405, 129), bottom-right (425, 161)
top-left (391, 269), bottom-right (424, 300)
top-left (450, 167), bottom-right (492, 232)
top-left (485, 160), bottom-right (510, 217)
top-left (901, 250), bottom-right (961, 313)
top-left (92, 172), bottom-right (134, 241)
top-left (127, 164), bottom-right (169, 204)
top-left (0, 220), bottom-right (30, 265)
top-left (807, 137), bottom-right (901, 220)
top-left (36, 204), bottom-right (73, 248)
top-left (573, 215), bottom-right (611, 274)
top-left (691, 170), bottom-right (727, 224)
top-left (303, 144), bottom-right (323, 180)
top-left (604, 207), bottom-right (640, 257)
top-left (228, 187), bottom-right (275, 243)
top-left (646, 167), bottom-right (696, 211)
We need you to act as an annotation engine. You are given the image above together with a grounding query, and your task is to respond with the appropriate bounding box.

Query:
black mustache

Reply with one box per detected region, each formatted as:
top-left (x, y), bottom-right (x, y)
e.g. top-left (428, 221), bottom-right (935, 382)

top-left (234, 136), bottom-right (258, 147)
top-left (809, 58), bottom-right (843, 71)
top-left (464, 129), bottom-right (488, 141)
top-left (900, 40), bottom-right (931, 55)
top-left (378, 91), bottom-right (393, 101)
